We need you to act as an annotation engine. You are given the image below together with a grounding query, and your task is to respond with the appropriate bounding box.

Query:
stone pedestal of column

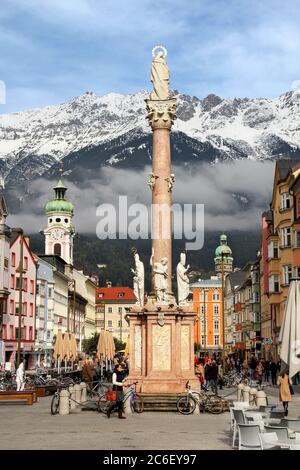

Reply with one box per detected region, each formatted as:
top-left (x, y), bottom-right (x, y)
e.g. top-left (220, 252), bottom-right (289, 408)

top-left (126, 301), bottom-right (198, 394)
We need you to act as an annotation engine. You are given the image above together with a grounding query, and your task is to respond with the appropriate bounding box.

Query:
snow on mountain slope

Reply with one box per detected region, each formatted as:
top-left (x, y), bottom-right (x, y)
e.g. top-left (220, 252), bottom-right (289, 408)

top-left (1, 89), bottom-right (300, 187)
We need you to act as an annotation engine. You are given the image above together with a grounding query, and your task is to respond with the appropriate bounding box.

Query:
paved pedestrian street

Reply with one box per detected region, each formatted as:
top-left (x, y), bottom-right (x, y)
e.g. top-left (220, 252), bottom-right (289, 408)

top-left (0, 386), bottom-right (299, 450)
top-left (0, 395), bottom-right (232, 450)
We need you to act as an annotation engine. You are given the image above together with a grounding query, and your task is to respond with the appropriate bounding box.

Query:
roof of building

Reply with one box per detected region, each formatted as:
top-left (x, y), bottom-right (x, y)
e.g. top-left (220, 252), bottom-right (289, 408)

top-left (226, 269), bottom-right (247, 291)
top-left (96, 286), bottom-right (136, 303)
top-left (277, 159), bottom-right (300, 182)
top-left (190, 278), bottom-right (222, 288)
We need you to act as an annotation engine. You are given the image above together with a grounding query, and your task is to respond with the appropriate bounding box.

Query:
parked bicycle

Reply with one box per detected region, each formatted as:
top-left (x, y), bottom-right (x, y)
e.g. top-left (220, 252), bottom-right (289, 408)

top-left (177, 381), bottom-right (226, 415)
top-left (97, 382), bottom-right (144, 414)
top-left (50, 383), bottom-right (71, 415)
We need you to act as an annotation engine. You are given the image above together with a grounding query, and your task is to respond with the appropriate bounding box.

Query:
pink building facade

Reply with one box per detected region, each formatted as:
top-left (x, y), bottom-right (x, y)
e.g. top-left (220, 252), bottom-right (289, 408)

top-left (2, 235), bottom-right (37, 369)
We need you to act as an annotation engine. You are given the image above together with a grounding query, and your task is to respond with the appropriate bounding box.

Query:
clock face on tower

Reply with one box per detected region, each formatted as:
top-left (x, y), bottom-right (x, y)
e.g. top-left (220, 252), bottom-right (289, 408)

top-left (52, 228), bottom-right (64, 240)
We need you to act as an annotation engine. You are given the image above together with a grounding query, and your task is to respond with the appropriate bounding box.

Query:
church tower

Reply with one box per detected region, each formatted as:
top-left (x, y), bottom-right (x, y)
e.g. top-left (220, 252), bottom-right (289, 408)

top-left (214, 233), bottom-right (233, 278)
top-left (44, 179), bottom-right (75, 265)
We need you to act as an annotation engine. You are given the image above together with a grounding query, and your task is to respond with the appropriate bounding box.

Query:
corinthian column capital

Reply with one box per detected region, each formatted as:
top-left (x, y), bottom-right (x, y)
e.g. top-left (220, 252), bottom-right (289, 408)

top-left (145, 98), bottom-right (177, 131)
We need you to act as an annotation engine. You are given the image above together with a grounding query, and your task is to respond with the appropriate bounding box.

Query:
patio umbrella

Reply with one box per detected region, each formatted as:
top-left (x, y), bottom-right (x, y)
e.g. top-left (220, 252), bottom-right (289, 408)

top-left (69, 333), bottom-right (77, 359)
top-left (53, 330), bottom-right (64, 361)
top-left (62, 332), bottom-right (71, 367)
top-left (279, 280), bottom-right (300, 378)
top-left (53, 330), bottom-right (64, 372)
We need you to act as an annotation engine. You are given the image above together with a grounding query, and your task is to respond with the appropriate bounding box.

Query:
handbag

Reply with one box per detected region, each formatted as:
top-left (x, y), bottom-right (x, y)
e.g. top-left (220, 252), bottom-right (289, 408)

top-left (106, 390), bottom-right (117, 401)
top-left (289, 383), bottom-right (294, 395)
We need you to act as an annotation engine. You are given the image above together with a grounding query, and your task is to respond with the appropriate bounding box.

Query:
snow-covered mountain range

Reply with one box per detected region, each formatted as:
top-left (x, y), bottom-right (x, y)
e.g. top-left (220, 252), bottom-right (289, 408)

top-left (1, 89), bottom-right (300, 188)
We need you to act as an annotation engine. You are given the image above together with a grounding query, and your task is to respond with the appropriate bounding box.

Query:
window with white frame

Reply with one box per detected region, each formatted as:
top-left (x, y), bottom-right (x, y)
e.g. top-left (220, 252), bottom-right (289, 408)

top-left (108, 320), bottom-right (113, 327)
top-left (294, 266), bottom-right (300, 279)
top-left (200, 292), bottom-right (208, 301)
top-left (118, 307), bottom-right (122, 313)
top-left (214, 335), bottom-right (219, 345)
top-left (252, 291), bottom-right (259, 303)
top-left (269, 275), bottom-right (279, 293)
top-left (281, 192), bottom-right (291, 210)
top-left (282, 265), bottom-right (292, 285)
top-left (213, 304), bottom-right (220, 315)
top-left (200, 304), bottom-right (207, 314)
top-left (214, 319), bottom-right (219, 332)
top-left (201, 335), bottom-right (205, 345)
top-left (281, 227), bottom-right (291, 247)
top-left (212, 292), bottom-right (220, 301)
top-left (108, 307), bottom-right (112, 313)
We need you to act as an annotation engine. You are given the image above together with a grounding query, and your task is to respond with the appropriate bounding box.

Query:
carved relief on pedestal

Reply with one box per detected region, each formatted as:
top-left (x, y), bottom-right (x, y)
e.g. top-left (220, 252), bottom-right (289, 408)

top-left (152, 324), bottom-right (171, 370)
top-left (145, 98), bottom-right (177, 130)
top-left (181, 325), bottom-right (190, 370)
top-left (134, 325), bottom-right (142, 371)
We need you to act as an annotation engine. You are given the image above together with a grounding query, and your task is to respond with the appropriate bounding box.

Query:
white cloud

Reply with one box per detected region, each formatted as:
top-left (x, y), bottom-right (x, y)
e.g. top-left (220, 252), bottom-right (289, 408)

top-left (7, 160), bottom-right (274, 235)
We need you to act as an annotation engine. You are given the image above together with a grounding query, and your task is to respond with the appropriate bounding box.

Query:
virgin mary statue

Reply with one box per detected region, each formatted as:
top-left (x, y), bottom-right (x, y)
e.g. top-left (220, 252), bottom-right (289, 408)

top-left (150, 50), bottom-right (170, 100)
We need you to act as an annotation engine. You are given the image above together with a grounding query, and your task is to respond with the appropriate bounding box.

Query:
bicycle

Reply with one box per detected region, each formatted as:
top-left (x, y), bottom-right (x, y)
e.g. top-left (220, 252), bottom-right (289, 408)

top-left (86, 380), bottom-right (110, 400)
top-left (97, 382), bottom-right (144, 414)
top-left (177, 381), bottom-right (225, 415)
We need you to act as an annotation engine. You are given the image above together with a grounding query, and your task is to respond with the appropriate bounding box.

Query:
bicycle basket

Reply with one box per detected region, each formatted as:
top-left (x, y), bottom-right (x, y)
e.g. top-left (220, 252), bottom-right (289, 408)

top-left (106, 390), bottom-right (117, 401)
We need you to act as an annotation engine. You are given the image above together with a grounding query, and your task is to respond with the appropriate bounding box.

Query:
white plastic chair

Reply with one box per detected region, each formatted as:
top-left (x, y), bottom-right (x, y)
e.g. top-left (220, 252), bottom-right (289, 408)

top-left (282, 419), bottom-right (300, 432)
top-left (264, 425), bottom-right (289, 442)
top-left (238, 424), bottom-right (263, 450)
top-left (232, 409), bottom-right (246, 448)
top-left (261, 432), bottom-right (282, 450)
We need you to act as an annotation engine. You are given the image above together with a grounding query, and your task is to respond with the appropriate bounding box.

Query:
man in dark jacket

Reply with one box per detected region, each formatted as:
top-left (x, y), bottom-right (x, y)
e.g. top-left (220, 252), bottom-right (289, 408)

top-left (270, 360), bottom-right (278, 385)
top-left (209, 360), bottom-right (219, 395)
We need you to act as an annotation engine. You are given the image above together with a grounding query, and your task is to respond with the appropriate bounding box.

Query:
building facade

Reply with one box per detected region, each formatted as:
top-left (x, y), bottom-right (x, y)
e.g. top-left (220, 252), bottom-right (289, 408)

top-left (191, 278), bottom-right (223, 356)
top-left (95, 286), bottom-right (136, 341)
top-left (260, 160), bottom-right (300, 360)
top-left (3, 235), bottom-right (37, 369)
top-left (0, 195), bottom-right (10, 365)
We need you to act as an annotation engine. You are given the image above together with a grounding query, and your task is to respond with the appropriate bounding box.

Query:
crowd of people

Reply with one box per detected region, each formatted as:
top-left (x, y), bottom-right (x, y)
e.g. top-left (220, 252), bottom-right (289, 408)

top-left (194, 353), bottom-right (300, 396)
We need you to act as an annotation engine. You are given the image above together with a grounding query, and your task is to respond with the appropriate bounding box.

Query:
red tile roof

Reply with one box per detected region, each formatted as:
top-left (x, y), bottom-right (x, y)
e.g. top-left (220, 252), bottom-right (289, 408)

top-left (96, 287), bottom-right (136, 302)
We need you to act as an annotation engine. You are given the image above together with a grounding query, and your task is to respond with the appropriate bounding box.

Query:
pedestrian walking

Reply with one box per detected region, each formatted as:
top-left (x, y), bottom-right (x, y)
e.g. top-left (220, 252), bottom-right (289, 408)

top-left (249, 355), bottom-right (257, 380)
top-left (270, 360), bottom-right (278, 385)
top-left (277, 371), bottom-right (293, 417)
top-left (255, 360), bottom-right (264, 385)
top-left (217, 361), bottom-right (224, 390)
top-left (16, 359), bottom-right (25, 391)
top-left (106, 364), bottom-right (127, 419)
top-left (209, 360), bottom-right (219, 395)
top-left (82, 357), bottom-right (94, 390)
top-left (264, 360), bottom-right (270, 382)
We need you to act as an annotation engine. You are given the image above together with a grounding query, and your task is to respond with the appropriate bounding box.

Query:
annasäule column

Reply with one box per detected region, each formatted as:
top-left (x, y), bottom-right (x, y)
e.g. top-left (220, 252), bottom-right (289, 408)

top-left (146, 92), bottom-right (176, 294)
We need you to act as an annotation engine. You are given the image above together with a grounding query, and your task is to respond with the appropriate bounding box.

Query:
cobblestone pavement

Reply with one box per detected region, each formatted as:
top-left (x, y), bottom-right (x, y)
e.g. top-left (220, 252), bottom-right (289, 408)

top-left (0, 395), bottom-right (231, 450)
top-left (0, 385), bottom-right (299, 450)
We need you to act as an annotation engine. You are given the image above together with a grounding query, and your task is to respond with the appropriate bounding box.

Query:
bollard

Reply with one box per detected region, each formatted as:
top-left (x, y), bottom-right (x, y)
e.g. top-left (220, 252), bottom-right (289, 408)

top-left (59, 389), bottom-right (70, 415)
top-left (80, 382), bottom-right (87, 403)
top-left (256, 390), bottom-right (267, 407)
top-left (249, 388), bottom-right (257, 407)
top-left (69, 385), bottom-right (76, 411)
top-left (237, 383), bottom-right (244, 401)
top-left (74, 384), bottom-right (82, 412)
top-left (242, 385), bottom-right (250, 404)
top-left (123, 396), bottom-right (132, 415)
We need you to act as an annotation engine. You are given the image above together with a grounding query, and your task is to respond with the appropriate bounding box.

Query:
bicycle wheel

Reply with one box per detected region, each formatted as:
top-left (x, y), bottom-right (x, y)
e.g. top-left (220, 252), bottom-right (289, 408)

top-left (205, 395), bottom-right (224, 414)
top-left (97, 394), bottom-right (110, 413)
top-left (177, 395), bottom-right (196, 415)
top-left (130, 395), bottom-right (144, 413)
top-left (51, 393), bottom-right (60, 415)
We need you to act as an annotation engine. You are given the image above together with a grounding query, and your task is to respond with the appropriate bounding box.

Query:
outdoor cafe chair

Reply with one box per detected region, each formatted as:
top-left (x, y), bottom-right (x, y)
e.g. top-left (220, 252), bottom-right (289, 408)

top-left (281, 419), bottom-right (300, 432)
top-left (245, 412), bottom-right (265, 431)
top-left (238, 424), bottom-right (264, 450)
top-left (232, 409), bottom-right (246, 448)
top-left (264, 425), bottom-right (290, 442)
top-left (260, 432), bottom-right (285, 450)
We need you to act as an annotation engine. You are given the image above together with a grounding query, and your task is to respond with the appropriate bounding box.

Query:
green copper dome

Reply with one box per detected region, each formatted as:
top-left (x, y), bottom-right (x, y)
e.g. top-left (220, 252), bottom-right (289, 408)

top-left (214, 234), bottom-right (232, 258)
top-left (45, 179), bottom-right (74, 214)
